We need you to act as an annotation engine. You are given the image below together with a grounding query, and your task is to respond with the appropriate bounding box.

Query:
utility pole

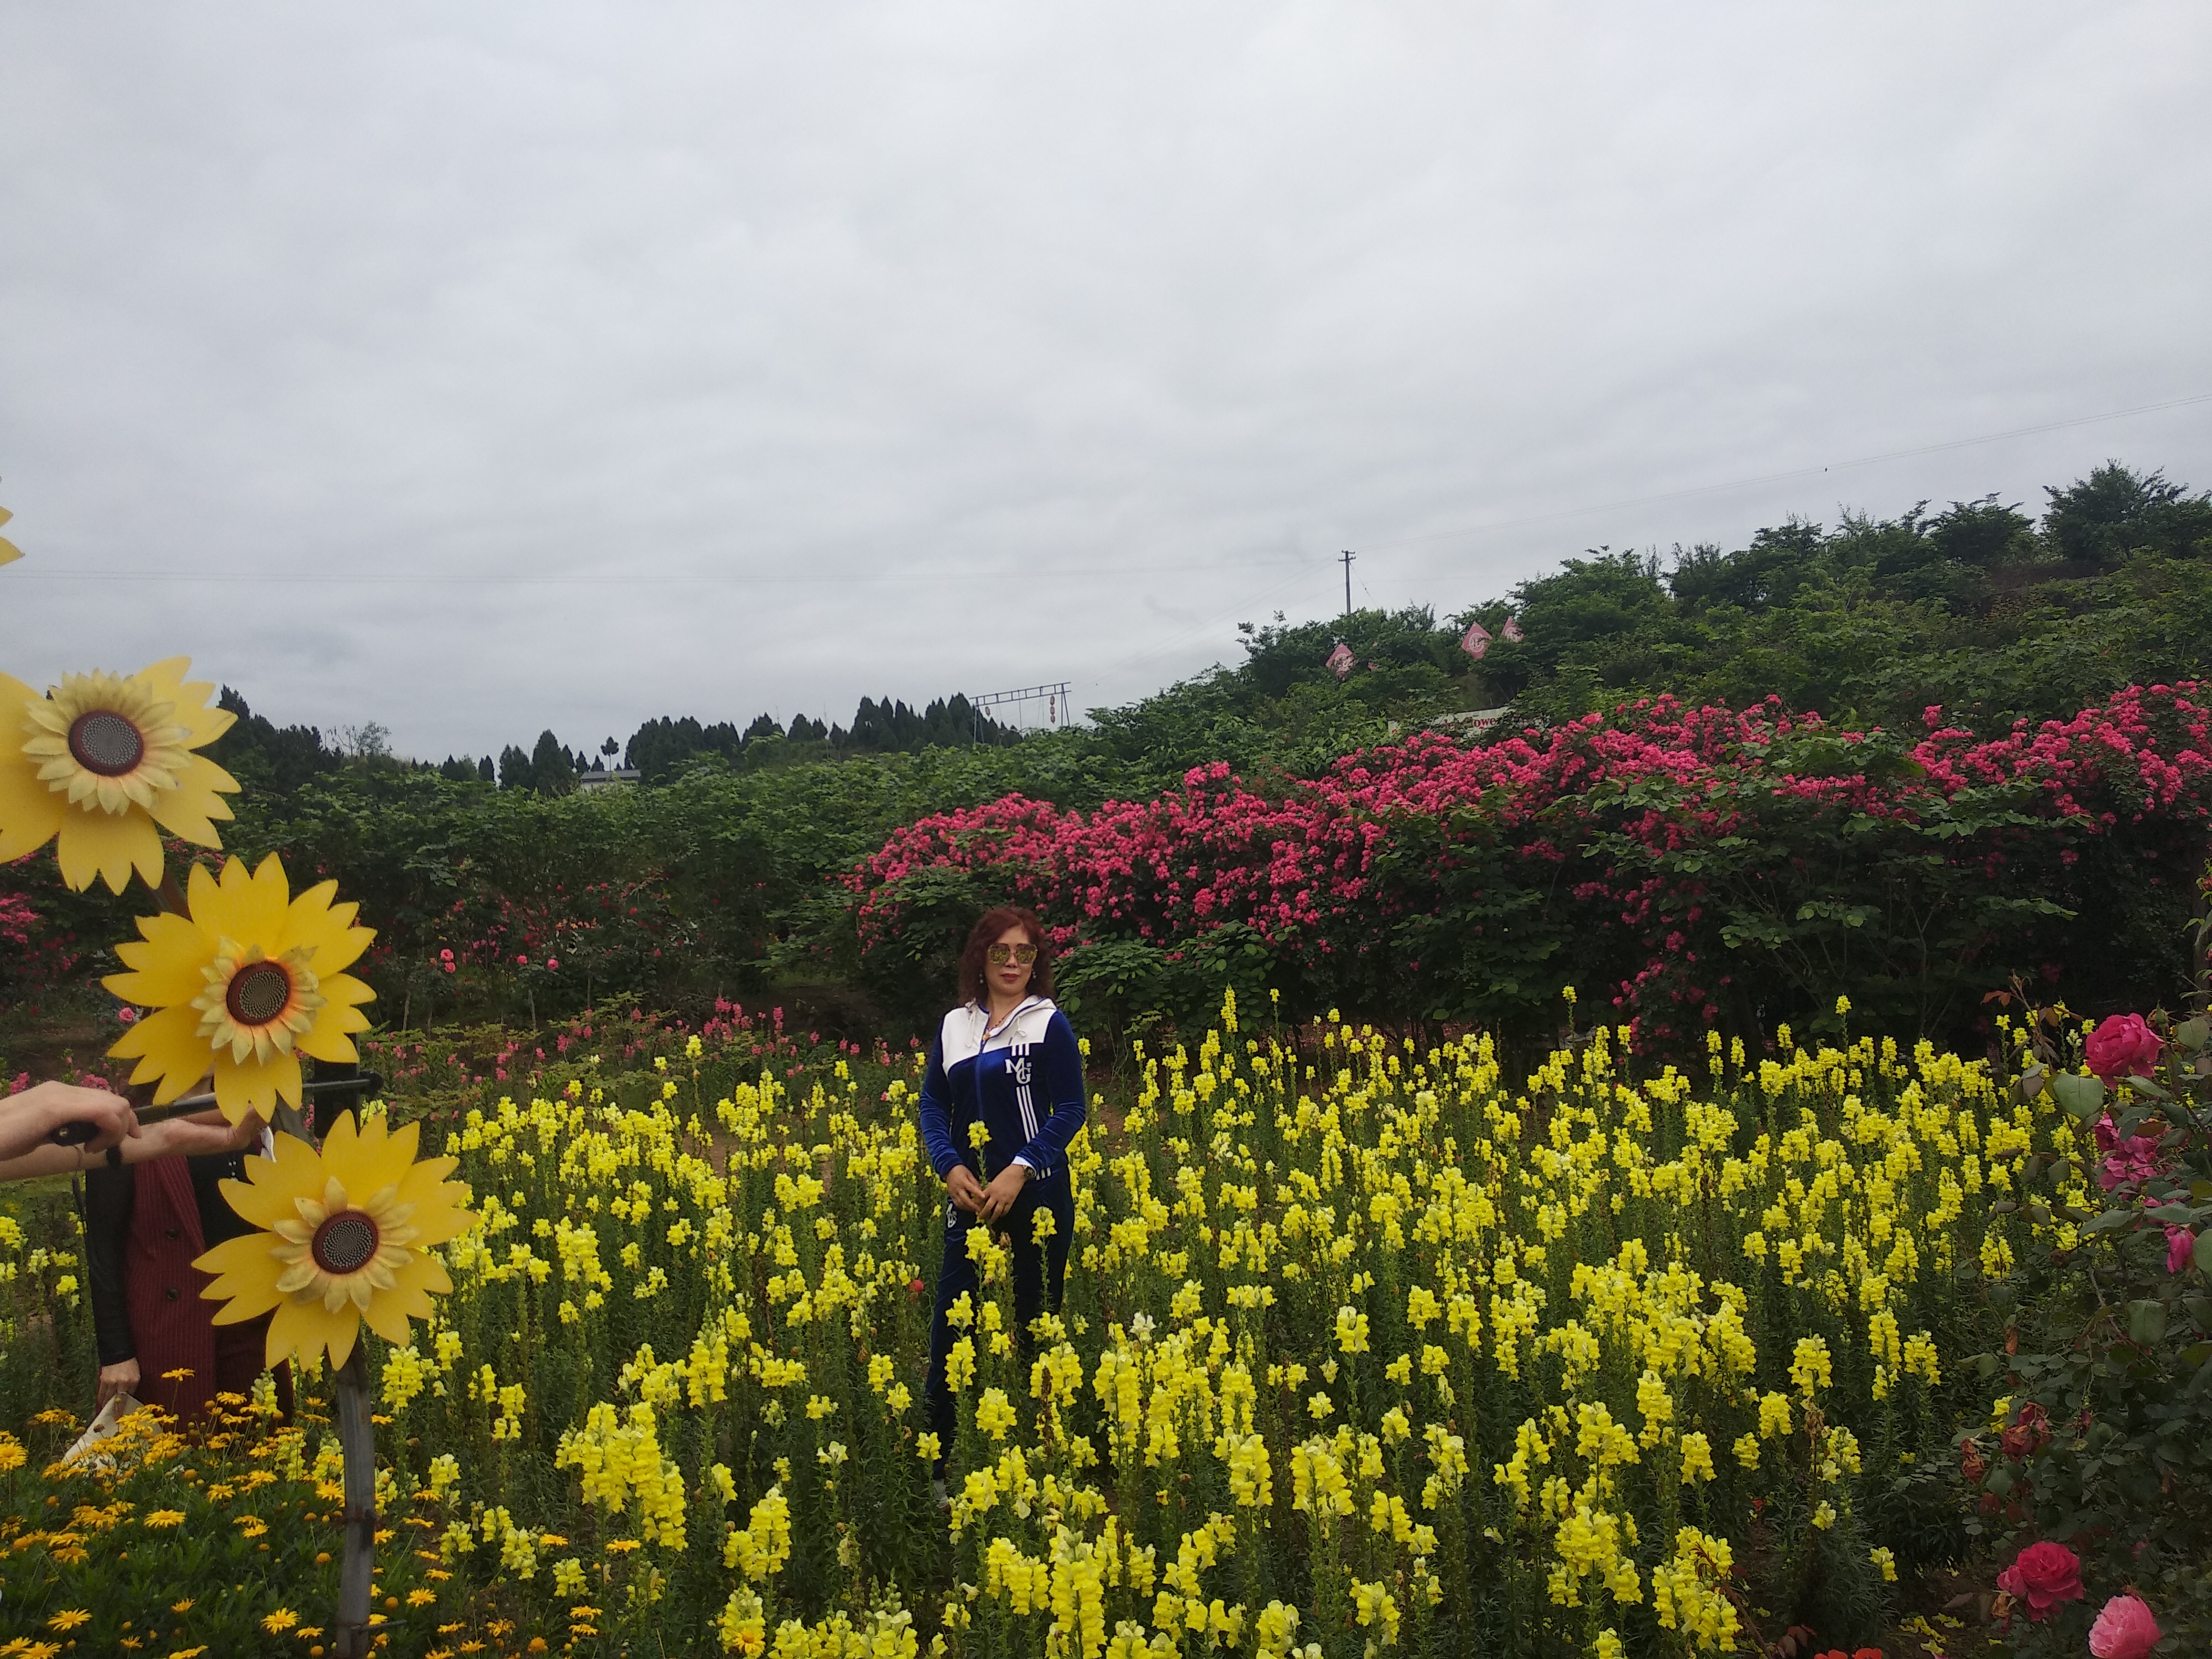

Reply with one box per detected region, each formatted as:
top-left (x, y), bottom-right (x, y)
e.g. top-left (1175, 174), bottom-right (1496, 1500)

top-left (1339, 550), bottom-right (1355, 619)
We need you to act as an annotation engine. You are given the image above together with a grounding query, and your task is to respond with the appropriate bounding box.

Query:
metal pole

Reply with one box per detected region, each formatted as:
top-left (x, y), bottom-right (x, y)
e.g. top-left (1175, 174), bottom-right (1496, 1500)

top-left (1340, 550), bottom-right (1355, 618)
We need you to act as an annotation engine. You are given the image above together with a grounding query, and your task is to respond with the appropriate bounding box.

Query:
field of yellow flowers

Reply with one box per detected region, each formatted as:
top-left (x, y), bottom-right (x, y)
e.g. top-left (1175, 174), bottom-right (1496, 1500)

top-left (0, 992), bottom-right (2051, 1658)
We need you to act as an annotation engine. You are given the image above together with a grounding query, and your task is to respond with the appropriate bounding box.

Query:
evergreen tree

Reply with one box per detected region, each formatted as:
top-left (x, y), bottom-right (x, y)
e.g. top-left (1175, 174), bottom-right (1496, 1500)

top-left (498, 744), bottom-right (533, 790)
top-left (529, 731), bottom-right (575, 796)
top-left (2043, 462), bottom-right (2212, 567)
top-left (208, 688), bottom-right (342, 795)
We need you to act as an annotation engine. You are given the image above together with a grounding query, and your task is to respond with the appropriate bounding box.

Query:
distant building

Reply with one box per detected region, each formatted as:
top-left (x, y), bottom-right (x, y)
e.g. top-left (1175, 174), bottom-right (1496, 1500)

top-left (1428, 707), bottom-right (1513, 736)
top-left (577, 765), bottom-right (643, 791)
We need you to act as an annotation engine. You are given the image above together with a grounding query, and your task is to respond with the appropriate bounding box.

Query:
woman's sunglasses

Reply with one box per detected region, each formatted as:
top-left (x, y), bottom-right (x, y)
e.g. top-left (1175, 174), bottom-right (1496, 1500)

top-left (987, 943), bottom-right (1039, 966)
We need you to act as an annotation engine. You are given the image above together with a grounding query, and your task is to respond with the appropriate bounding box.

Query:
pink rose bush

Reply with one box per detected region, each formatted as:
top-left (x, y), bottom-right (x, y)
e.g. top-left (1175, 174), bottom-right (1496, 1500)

top-left (851, 685), bottom-right (2212, 1038)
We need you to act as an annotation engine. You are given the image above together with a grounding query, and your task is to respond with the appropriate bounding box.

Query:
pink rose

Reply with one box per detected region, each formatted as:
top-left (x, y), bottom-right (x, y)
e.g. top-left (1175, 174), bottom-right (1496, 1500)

top-left (2166, 1225), bottom-right (2195, 1276)
top-left (2088, 1592), bottom-right (2161, 1659)
top-left (2084, 1014), bottom-right (2161, 1084)
top-left (1997, 1541), bottom-right (2085, 1622)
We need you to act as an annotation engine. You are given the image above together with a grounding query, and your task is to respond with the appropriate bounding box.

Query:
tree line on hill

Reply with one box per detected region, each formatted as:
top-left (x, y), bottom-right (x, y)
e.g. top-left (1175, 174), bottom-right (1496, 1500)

top-left (211, 690), bottom-right (1024, 800)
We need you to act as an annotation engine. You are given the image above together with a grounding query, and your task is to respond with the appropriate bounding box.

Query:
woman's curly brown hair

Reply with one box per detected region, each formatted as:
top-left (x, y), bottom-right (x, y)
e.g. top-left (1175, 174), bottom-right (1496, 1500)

top-left (957, 907), bottom-right (1055, 1006)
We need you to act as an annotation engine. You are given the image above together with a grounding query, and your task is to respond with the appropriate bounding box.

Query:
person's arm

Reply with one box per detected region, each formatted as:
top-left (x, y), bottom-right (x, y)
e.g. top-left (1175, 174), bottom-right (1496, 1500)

top-left (0, 1081), bottom-right (137, 1162)
top-left (918, 1034), bottom-right (961, 1179)
top-left (81, 1163), bottom-right (140, 1405)
top-left (1011, 1013), bottom-right (1087, 1179)
top-left (0, 1108), bottom-right (257, 1184)
top-left (918, 1033), bottom-right (983, 1213)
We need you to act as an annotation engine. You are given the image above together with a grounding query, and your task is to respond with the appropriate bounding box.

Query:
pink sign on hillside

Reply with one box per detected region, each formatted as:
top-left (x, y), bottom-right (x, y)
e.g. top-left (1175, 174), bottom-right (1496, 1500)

top-left (1325, 642), bottom-right (1355, 680)
top-left (1459, 621), bottom-right (1492, 659)
top-left (1500, 614), bottom-right (1524, 642)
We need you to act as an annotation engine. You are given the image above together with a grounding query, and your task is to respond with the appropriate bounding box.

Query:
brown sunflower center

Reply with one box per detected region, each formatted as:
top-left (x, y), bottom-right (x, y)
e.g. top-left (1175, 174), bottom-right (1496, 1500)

top-left (226, 961), bottom-right (294, 1027)
top-left (311, 1211), bottom-right (380, 1275)
top-left (66, 709), bottom-right (147, 777)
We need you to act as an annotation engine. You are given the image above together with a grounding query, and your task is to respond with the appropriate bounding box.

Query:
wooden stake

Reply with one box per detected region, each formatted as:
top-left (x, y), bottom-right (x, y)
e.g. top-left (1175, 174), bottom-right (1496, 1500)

top-left (332, 1344), bottom-right (378, 1657)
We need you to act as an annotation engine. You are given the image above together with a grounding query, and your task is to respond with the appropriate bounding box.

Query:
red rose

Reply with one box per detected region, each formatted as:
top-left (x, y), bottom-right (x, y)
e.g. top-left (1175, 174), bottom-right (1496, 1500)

top-left (2084, 1014), bottom-right (2161, 1084)
top-left (1997, 1541), bottom-right (2085, 1621)
top-left (2001, 1401), bottom-right (2050, 1461)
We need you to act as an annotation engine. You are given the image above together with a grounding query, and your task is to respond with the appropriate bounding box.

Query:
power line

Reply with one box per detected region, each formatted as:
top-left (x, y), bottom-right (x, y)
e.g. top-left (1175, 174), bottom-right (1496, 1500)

top-left (1367, 389), bottom-right (2212, 555)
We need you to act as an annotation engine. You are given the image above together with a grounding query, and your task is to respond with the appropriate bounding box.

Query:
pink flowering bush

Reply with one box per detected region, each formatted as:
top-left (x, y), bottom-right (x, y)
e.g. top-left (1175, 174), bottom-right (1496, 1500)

top-left (1974, 1000), bottom-right (2212, 1650)
top-left (851, 685), bottom-right (2212, 1044)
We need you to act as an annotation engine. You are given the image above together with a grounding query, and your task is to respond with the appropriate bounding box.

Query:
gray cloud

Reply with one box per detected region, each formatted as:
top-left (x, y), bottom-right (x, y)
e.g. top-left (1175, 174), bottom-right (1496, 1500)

top-left (2, 1), bottom-right (2208, 758)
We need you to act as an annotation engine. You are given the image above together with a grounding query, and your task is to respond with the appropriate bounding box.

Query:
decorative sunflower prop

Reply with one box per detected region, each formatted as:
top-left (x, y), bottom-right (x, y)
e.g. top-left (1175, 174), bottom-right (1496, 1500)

top-left (0, 505), bottom-right (20, 567)
top-left (105, 853), bottom-right (377, 1122)
top-left (195, 1114), bottom-right (475, 1370)
top-left (0, 656), bottom-right (238, 891)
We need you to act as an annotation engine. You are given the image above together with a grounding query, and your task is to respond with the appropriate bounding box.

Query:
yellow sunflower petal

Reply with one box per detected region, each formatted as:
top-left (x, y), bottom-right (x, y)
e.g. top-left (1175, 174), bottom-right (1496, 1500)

top-left (323, 1115), bottom-right (421, 1203)
top-left (217, 1136), bottom-right (326, 1230)
top-left (276, 880), bottom-right (373, 974)
top-left (319, 972), bottom-right (378, 1009)
top-left (389, 1251), bottom-right (455, 1301)
top-left (53, 799), bottom-right (164, 893)
top-left (213, 1045), bottom-right (301, 1123)
top-left (146, 754), bottom-right (239, 846)
top-left (195, 1238), bottom-right (286, 1322)
top-left (293, 1020), bottom-right (362, 1065)
top-left (135, 658), bottom-right (235, 748)
top-left (360, 1290), bottom-right (421, 1348)
top-left (107, 911), bottom-right (220, 1006)
top-left (199, 853), bottom-right (292, 948)
top-left (108, 1004), bottom-right (211, 1104)
top-left (268, 1295), bottom-right (362, 1373)
top-left (0, 674), bottom-right (65, 862)
top-left (0, 749), bottom-right (64, 862)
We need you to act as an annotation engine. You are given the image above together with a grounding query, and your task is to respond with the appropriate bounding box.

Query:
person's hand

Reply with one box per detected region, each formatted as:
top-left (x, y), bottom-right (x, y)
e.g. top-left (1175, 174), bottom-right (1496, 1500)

top-left (945, 1164), bottom-right (985, 1215)
top-left (96, 1358), bottom-right (140, 1411)
top-left (135, 1109), bottom-right (261, 1162)
top-left (978, 1162), bottom-right (1030, 1226)
top-left (0, 1081), bottom-right (139, 1161)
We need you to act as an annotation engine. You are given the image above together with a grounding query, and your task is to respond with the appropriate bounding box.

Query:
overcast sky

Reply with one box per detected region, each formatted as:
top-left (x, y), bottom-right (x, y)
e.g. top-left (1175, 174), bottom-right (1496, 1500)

top-left (3, 2), bottom-right (2209, 761)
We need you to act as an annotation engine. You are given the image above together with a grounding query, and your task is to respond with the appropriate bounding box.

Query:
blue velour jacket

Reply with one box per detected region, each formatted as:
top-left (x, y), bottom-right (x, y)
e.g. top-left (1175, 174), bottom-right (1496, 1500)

top-left (919, 998), bottom-right (1087, 1182)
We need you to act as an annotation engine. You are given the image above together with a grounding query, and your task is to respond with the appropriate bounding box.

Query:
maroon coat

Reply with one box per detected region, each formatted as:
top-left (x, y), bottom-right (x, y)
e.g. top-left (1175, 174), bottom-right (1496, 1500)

top-left (90, 1154), bottom-right (285, 1422)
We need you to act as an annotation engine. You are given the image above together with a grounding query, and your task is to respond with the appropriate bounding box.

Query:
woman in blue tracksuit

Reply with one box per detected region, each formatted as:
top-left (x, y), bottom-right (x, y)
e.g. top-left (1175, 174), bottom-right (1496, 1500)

top-left (917, 905), bottom-right (1084, 1480)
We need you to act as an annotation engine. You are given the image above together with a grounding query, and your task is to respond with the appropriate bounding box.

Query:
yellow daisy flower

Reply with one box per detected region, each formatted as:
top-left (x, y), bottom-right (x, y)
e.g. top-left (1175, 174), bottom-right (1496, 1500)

top-left (194, 1114), bottom-right (475, 1371)
top-left (105, 853), bottom-right (375, 1120)
top-left (0, 657), bottom-right (237, 891)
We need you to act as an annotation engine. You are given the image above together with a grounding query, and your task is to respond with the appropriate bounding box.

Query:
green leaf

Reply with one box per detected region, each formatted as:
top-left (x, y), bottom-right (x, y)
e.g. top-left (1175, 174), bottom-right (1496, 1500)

top-left (2128, 1300), bottom-right (2169, 1344)
top-left (2197, 1229), bottom-right (2212, 1277)
top-left (2050, 1072), bottom-right (2107, 1121)
top-left (2177, 1016), bottom-right (2211, 1052)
